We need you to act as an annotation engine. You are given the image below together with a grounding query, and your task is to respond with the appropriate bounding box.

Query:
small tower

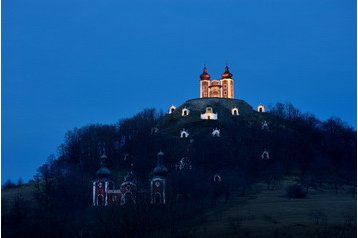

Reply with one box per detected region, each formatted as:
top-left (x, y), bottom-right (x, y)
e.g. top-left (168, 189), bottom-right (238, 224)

top-left (93, 150), bottom-right (116, 206)
top-left (200, 66), bottom-right (211, 98)
top-left (151, 151), bottom-right (168, 205)
top-left (220, 66), bottom-right (235, 99)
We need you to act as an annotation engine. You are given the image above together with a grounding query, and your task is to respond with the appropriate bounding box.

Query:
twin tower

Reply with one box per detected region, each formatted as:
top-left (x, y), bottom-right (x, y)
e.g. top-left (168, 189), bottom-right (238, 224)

top-left (199, 66), bottom-right (235, 99)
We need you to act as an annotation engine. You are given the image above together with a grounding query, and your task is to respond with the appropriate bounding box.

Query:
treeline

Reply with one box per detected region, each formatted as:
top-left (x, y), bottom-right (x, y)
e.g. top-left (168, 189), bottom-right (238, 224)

top-left (2, 103), bottom-right (356, 238)
top-left (269, 102), bottom-right (356, 185)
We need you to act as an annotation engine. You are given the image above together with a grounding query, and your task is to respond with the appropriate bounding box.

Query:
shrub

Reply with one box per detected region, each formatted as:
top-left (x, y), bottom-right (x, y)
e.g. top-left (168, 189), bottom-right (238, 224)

top-left (286, 184), bottom-right (306, 199)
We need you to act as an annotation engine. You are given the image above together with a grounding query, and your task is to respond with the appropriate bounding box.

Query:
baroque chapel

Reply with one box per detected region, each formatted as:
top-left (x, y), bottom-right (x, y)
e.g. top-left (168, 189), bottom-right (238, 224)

top-left (199, 66), bottom-right (235, 98)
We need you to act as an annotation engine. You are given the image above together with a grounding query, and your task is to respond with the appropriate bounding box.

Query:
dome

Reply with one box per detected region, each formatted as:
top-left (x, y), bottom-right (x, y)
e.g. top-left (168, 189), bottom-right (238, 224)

top-left (96, 166), bottom-right (111, 178)
top-left (221, 66), bottom-right (233, 79)
top-left (153, 163), bottom-right (168, 176)
top-left (200, 66), bottom-right (211, 80)
top-left (153, 150), bottom-right (168, 176)
top-left (96, 150), bottom-right (111, 178)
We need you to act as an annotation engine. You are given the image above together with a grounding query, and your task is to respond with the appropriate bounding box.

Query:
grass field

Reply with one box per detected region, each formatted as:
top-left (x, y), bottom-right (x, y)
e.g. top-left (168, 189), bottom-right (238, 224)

top-left (154, 182), bottom-right (357, 238)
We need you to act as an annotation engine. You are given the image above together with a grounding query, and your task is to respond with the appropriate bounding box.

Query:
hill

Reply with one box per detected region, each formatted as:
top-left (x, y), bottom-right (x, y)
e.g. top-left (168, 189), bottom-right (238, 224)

top-left (2, 101), bottom-right (356, 238)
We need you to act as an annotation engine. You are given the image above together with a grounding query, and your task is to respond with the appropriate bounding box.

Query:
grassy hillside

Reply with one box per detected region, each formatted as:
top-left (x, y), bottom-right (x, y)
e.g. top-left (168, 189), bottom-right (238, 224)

top-left (152, 181), bottom-right (356, 238)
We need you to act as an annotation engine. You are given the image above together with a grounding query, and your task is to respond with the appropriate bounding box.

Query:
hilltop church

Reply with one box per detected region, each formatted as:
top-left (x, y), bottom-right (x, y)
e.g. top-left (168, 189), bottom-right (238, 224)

top-left (199, 66), bottom-right (235, 99)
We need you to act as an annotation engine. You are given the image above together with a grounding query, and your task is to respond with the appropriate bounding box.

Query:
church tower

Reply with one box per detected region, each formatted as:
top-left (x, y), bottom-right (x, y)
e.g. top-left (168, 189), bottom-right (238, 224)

top-left (200, 66), bottom-right (211, 98)
top-left (220, 66), bottom-right (234, 99)
top-left (151, 150), bottom-right (168, 205)
top-left (92, 150), bottom-right (116, 206)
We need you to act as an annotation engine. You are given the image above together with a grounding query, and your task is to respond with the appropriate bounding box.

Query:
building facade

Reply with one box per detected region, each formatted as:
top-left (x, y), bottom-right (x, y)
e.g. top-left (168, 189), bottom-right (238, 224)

top-left (151, 151), bottom-right (168, 205)
top-left (199, 66), bottom-right (235, 99)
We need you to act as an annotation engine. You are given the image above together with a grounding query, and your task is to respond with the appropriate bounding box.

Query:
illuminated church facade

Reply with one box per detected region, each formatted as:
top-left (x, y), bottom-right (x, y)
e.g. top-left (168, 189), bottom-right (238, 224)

top-left (199, 66), bottom-right (235, 99)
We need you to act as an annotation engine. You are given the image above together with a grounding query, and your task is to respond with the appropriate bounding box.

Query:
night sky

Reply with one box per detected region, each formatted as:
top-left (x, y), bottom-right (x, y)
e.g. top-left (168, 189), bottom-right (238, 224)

top-left (2, 0), bottom-right (356, 183)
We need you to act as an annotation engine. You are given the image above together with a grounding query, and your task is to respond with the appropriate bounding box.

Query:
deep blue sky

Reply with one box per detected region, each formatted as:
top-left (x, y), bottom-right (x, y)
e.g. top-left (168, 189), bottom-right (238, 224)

top-left (2, 0), bottom-right (356, 182)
